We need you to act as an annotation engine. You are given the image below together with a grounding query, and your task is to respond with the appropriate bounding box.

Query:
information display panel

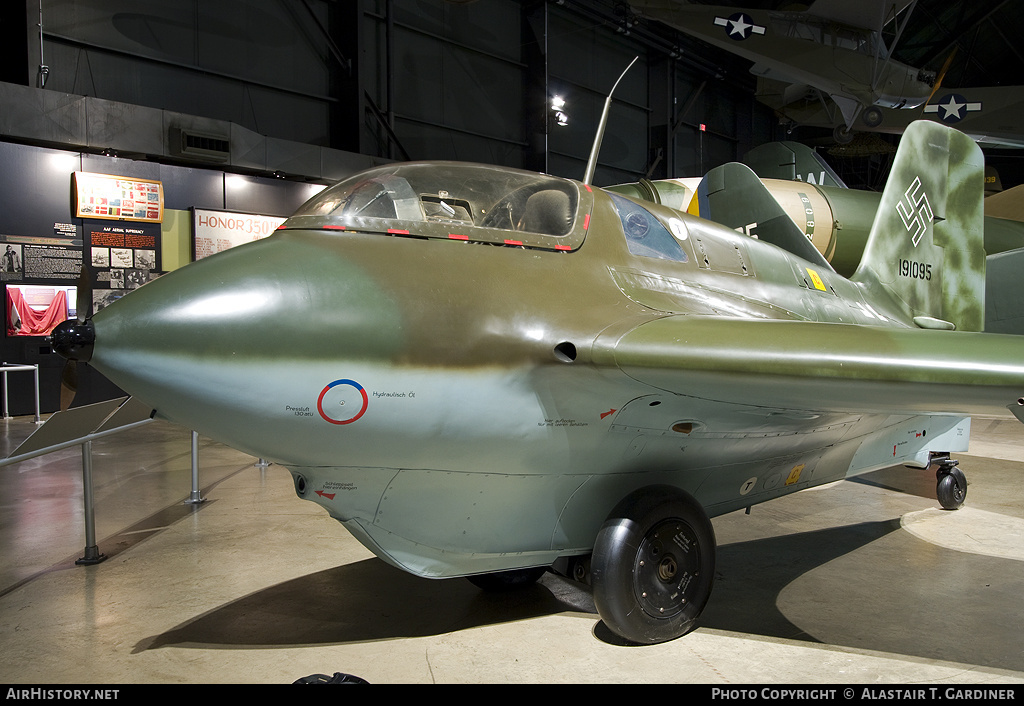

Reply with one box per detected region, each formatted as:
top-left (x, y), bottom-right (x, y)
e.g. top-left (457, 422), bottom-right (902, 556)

top-left (72, 172), bottom-right (164, 223)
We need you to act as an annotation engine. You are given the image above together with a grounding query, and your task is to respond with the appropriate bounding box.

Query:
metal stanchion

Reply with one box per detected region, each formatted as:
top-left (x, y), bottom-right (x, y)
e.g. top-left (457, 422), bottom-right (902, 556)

top-left (32, 365), bottom-right (40, 424)
top-left (185, 430), bottom-right (205, 504)
top-left (0, 398), bottom-right (155, 568)
top-left (75, 440), bottom-right (106, 565)
top-left (0, 363), bottom-right (41, 423)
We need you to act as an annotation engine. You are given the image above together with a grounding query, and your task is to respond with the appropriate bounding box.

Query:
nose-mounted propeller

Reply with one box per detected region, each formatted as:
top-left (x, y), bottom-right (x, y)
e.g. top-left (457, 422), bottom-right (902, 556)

top-left (49, 266), bottom-right (96, 411)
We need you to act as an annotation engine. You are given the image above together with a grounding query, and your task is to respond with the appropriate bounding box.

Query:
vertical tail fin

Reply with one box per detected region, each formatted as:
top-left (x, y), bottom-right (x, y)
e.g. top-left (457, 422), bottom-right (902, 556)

top-left (691, 161), bottom-right (835, 272)
top-left (852, 121), bottom-right (986, 331)
top-left (744, 139), bottom-right (847, 188)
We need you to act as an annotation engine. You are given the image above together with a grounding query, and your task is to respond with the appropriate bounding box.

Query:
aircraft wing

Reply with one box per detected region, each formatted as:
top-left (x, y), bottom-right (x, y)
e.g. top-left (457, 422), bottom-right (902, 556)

top-left (986, 184), bottom-right (1024, 222)
top-left (596, 316), bottom-right (1024, 421)
top-left (807, 0), bottom-right (915, 33)
top-left (630, 0), bottom-right (914, 35)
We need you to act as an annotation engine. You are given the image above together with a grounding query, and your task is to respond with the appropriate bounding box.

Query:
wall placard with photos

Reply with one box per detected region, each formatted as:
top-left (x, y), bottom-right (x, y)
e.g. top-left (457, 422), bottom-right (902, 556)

top-left (2, 220), bottom-right (86, 337)
top-left (4, 172), bottom-right (165, 338)
top-left (84, 219), bottom-right (162, 312)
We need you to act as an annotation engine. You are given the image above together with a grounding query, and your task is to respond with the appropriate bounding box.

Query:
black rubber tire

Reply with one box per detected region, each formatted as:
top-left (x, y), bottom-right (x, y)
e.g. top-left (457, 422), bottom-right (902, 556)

top-left (466, 566), bottom-right (547, 592)
top-left (591, 485), bottom-right (715, 644)
top-left (862, 106), bottom-right (884, 128)
top-left (937, 466), bottom-right (967, 510)
top-left (833, 125), bottom-right (855, 144)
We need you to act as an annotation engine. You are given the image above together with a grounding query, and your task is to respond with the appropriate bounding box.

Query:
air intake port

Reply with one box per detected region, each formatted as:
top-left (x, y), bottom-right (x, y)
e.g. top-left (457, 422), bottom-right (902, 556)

top-left (554, 341), bottom-right (577, 363)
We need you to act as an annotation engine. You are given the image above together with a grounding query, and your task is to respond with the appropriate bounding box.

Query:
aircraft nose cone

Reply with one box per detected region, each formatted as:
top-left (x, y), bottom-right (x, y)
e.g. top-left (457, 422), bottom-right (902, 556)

top-left (83, 233), bottom-right (403, 461)
top-left (50, 318), bottom-right (95, 363)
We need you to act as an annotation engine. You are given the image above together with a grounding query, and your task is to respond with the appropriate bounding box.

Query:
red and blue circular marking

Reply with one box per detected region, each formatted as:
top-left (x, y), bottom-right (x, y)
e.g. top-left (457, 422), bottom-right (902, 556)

top-left (317, 379), bottom-right (369, 425)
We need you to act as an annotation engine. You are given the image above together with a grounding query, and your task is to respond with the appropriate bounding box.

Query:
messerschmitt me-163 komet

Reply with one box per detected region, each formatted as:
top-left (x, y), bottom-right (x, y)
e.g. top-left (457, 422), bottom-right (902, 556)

top-left (50, 117), bottom-right (1024, 644)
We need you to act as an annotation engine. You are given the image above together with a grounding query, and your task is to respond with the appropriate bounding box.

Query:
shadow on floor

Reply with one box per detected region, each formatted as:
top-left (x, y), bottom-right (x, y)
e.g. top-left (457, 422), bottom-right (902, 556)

top-left (137, 513), bottom-right (1024, 672)
top-left (130, 518), bottom-right (881, 652)
top-left (706, 517), bottom-right (1024, 672)
top-left (134, 558), bottom-right (590, 653)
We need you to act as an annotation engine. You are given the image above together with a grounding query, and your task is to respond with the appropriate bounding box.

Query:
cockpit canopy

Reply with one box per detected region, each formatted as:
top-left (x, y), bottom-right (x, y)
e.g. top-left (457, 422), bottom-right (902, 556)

top-left (285, 162), bottom-right (589, 251)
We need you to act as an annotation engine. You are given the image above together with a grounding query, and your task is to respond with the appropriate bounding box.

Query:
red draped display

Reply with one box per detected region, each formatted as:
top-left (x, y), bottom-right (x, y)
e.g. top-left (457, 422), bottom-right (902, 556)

top-left (6, 288), bottom-right (68, 336)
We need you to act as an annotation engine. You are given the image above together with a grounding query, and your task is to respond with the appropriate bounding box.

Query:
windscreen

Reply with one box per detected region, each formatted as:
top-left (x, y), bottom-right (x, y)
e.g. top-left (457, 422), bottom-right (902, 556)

top-left (291, 163), bottom-right (579, 238)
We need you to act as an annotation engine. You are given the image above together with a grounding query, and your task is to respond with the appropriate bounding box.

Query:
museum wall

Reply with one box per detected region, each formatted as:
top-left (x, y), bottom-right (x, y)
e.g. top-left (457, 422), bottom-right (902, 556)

top-left (27, 0), bottom-right (358, 151)
top-left (0, 140), bottom-right (325, 415)
top-left (0, 0), bottom-right (781, 415)
top-left (8, 1), bottom-right (776, 181)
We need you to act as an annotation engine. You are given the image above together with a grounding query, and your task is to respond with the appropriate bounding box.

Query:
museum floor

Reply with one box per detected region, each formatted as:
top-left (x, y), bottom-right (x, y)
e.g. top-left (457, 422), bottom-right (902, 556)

top-left (1, 412), bottom-right (1023, 685)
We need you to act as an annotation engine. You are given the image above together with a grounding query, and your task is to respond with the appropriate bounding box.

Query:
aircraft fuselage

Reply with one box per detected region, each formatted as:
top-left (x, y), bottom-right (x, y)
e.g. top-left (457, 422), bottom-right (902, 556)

top-left (84, 161), bottom-right (970, 578)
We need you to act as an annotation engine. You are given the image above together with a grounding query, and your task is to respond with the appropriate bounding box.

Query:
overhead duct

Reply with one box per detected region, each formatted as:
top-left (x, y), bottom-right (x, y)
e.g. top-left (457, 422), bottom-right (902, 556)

top-left (169, 128), bottom-right (230, 163)
top-left (0, 83), bottom-right (384, 182)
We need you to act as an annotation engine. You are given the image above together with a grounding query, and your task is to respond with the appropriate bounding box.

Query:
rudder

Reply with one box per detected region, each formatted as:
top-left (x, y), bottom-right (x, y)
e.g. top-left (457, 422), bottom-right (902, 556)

top-left (851, 121), bottom-right (986, 331)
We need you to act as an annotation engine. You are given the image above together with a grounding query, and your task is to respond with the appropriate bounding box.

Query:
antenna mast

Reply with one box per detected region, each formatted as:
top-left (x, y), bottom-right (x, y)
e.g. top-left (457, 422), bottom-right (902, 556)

top-left (583, 56), bottom-right (639, 185)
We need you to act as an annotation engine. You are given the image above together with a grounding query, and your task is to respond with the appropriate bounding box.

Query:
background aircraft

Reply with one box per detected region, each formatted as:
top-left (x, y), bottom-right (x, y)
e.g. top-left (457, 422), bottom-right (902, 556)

top-left (48, 121), bottom-right (1024, 645)
top-left (611, 137), bottom-right (1024, 335)
top-left (757, 77), bottom-right (1024, 149)
top-left (630, 0), bottom-right (1024, 149)
top-left (630, 0), bottom-right (934, 142)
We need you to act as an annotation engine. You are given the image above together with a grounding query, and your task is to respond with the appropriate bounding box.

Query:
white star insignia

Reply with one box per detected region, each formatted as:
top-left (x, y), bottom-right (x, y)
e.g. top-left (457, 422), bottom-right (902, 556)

top-left (923, 94), bottom-right (982, 123)
top-left (714, 13), bottom-right (765, 40)
top-left (940, 96), bottom-right (965, 120)
top-left (729, 16), bottom-right (752, 37)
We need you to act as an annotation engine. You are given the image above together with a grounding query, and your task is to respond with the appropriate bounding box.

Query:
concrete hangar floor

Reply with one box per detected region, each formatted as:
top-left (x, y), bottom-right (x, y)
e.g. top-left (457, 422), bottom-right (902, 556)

top-left (1, 413), bottom-right (1023, 685)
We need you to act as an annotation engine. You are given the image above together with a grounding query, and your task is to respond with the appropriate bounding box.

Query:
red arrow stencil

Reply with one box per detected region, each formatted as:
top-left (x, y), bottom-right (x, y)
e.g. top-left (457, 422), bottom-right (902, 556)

top-left (600, 409), bottom-right (617, 420)
top-left (315, 490), bottom-right (336, 500)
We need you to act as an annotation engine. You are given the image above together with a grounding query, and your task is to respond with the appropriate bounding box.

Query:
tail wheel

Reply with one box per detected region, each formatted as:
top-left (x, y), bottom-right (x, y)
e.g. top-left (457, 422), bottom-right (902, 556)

top-left (591, 485), bottom-right (715, 644)
top-left (936, 465), bottom-right (967, 510)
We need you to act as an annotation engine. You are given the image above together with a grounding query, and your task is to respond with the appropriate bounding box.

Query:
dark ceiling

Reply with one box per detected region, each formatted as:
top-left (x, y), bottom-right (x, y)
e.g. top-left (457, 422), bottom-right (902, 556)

top-left (887, 0), bottom-right (1024, 89)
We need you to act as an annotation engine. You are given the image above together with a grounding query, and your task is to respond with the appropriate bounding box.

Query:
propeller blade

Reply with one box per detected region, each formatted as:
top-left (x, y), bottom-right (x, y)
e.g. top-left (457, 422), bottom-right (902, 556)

top-left (52, 272), bottom-right (96, 411)
top-left (59, 359), bottom-right (78, 412)
top-left (923, 48), bottom-right (958, 109)
top-left (76, 266), bottom-right (93, 323)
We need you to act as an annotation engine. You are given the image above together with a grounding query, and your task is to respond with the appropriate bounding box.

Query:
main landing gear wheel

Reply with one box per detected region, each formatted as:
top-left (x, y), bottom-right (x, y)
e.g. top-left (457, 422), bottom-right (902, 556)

top-left (936, 463), bottom-right (967, 510)
top-left (591, 485), bottom-right (715, 644)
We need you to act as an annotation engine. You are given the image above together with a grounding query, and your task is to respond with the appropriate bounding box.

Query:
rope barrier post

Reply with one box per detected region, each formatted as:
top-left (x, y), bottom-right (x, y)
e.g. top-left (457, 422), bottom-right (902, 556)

top-left (32, 364), bottom-right (40, 424)
top-left (75, 440), bottom-right (106, 565)
top-left (185, 430), bottom-right (205, 505)
top-left (0, 363), bottom-right (44, 423)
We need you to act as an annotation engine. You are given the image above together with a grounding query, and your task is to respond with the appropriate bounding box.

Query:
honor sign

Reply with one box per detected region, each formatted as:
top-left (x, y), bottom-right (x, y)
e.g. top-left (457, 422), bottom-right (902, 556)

top-left (192, 208), bottom-right (286, 260)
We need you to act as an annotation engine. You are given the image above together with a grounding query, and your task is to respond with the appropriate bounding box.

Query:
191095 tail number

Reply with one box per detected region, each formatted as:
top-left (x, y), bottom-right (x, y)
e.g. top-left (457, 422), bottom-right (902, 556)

top-left (898, 258), bottom-right (932, 281)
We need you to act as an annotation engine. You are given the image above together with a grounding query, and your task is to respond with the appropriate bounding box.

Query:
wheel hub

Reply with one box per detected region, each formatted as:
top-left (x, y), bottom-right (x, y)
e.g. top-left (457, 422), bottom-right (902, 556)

top-left (657, 555), bottom-right (677, 582)
top-left (633, 519), bottom-right (701, 618)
